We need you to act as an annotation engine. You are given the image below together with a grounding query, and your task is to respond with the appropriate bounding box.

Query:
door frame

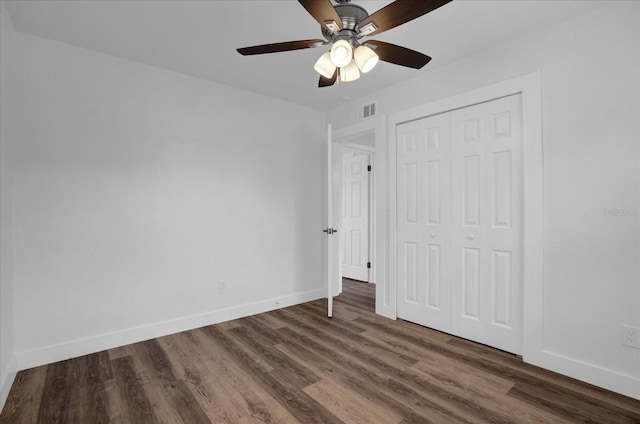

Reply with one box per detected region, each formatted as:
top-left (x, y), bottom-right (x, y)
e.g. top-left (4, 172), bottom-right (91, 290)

top-left (388, 72), bottom-right (543, 362)
top-left (333, 117), bottom-right (386, 315)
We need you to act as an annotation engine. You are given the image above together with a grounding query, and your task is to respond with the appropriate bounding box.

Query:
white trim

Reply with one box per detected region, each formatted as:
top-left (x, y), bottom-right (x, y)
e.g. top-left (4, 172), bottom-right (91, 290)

top-left (535, 349), bottom-right (640, 400)
top-left (333, 116), bottom-right (391, 318)
top-left (14, 289), bottom-right (323, 372)
top-left (389, 73), bottom-right (544, 344)
top-left (0, 354), bottom-right (17, 411)
top-left (340, 141), bottom-right (376, 154)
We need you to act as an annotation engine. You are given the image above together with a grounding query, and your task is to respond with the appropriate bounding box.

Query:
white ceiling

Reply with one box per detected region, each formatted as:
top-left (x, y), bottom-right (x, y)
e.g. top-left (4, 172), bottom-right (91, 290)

top-left (5, 0), bottom-right (608, 111)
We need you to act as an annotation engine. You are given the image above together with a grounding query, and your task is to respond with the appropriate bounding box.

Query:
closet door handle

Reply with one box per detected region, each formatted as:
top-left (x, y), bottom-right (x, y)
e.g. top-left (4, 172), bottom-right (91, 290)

top-left (429, 232), bottom-right (436, 238)
top-left (467, 234), bottom-right (475, 240)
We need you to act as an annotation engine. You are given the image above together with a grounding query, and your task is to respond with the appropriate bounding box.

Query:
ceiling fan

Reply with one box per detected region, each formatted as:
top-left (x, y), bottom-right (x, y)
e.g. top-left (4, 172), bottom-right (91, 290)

top-left (237, 0), bottom-right (452, 87)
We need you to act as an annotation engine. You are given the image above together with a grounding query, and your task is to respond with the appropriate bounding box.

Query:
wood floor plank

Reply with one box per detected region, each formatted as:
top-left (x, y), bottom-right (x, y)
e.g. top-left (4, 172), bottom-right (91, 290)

top-left (200, 325), bottom-right (344, 424)
top-left (37, 360), bottom-right (74, 423)
top-left (133, 339), bottom-right (177, 384)
top-left (508, 382), bottom-right (640, 424)
top-left (408, 361), bottom-right (568, 424)
top-left (335, 279), bottom-right (376, 312)
top-left (303, 298), bottom-right (364, 322)
top-left (84, 351), bottom-right (114, 386)
top-left (216, 320), bottom-right (243, 331)
top-left (158, 380), bottom-right (212, 424)
top-left (513, 360), bottom-right (640, 415)
top-left (326, 301), bottom-right (365, 321)
top-left (432, 337), bottom-right (640, 423)
top-left (274, 334), bottom-right (476, 424)
top-left (133, 338), bottom-right (212, 424)
top-left (248, 311), bottom-right (289, 330)
top-left (354, 315), bottom-right (453, 345)
top-left (111, 356), bottom-right (157, 424)
top-left (79, 382), bottom-right (110, 424)
top-left (0, 366), bottom-right (47, 424)
top-left (238, 315), bottom-right (288, 346)
top-left (276, 326), bottom-right (388, 385)
top-left (297, 302), bottom-right (369, 334)
top-left (225, 325), bottom-right (320, 390)
top-left (304, 378), bottom-right (404, 424)
top-left (447, 333), bottom-right (640, 415)
top-left (397, 412), bottom-right (434, 424)
top-left (107, 344), bottom-right (136, 361)
top-left (409, 352), bottom-right (515, 395)
top-left (187, 329), bottom-right (301, 424)
top-left (104, 378), bottom-right (128, 424)
top-left (276, 307), bottom-right (419, 370)
top-left (383, 378), bottom-right (483, 424)
top-left (273, 318), bottom-right (486, 423)
top-left (159, 330), bottom-right (257, 423)
top-left (58, 352), bottom-right (112, 424)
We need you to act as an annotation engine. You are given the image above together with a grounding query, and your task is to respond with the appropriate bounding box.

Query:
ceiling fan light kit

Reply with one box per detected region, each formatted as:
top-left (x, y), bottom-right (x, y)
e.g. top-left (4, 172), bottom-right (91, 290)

top-left (237, 0), bottom-right (452, 88)
top-left (330, 38), bottom-right (354, 67)
top-left (354, 45), bottom-right (379, 73)
top-left (314, 52), bottom-right (337, 79)
top-left (340, 60), bottom-right (361, 82)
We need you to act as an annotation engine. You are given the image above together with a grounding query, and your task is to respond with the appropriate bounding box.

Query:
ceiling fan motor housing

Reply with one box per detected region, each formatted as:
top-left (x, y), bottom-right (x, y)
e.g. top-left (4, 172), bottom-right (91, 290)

top-left (321, 3), bottom-right (369, 44)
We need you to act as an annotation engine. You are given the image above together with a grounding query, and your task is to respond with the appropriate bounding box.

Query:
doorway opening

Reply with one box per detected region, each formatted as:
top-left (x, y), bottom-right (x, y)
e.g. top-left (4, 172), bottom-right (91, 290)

top-left (331, 129), bottom-right (376, 310)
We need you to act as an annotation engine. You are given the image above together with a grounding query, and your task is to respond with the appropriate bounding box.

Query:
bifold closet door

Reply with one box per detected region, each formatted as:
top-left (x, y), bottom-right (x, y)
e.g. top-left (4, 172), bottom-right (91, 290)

top-left (450, 94), bottom-right (523, 354)
top-left (397, 94), bottom-right (523, 354)
top-left (396, 112), bottom-right (453, 333)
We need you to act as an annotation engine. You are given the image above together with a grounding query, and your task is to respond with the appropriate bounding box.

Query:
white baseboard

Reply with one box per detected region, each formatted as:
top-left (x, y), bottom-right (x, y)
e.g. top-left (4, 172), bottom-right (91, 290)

top-left (15, 288), bottom-right (324, 373)
top-left (526, 349), bottom-right (640, 400)
top-left (0, 354), bottom-right (17, 412)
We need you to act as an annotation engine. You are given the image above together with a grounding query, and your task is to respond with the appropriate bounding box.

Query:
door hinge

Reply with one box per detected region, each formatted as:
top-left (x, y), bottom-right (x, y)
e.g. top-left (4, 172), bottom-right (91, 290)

top-left (367, 262), bottom-right (371, 269)
top-left (322, 228), bottom-right (337, 235)
top-left (367, 165), bottom-right (372, 172)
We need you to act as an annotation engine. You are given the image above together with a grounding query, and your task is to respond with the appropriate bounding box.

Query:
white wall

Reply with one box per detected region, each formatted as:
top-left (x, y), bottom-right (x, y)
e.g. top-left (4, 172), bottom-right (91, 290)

top-left (9, 30), bottom-right (326, 371)
top-left (0, 0), bottom-right (17, 408)
top-left (328, 1), bottom-right (640, 399)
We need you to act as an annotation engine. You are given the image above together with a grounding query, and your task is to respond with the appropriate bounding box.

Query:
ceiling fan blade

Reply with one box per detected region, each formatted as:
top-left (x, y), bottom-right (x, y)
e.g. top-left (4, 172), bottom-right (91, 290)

top-left (319, 69), bottom-right (338, 88)
top-left (298, 0), bottom-right (343, 32)
top-left (358, 0), bottom-right (452, 36)
top-left (366, 40), bottom-right (431, 69)
top-left (237, 39), bottom-right (325, 55)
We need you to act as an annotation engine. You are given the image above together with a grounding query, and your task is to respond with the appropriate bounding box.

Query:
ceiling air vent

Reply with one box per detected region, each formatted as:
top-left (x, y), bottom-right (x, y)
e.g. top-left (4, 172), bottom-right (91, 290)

top-left (360, 102), bottom-right (377, 120)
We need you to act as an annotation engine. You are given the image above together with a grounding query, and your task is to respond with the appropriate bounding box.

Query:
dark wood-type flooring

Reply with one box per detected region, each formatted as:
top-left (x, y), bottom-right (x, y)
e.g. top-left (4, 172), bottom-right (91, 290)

top-left (336, 278), bottom-right (375, 312)
top-left (2, 279), bottom-right (639, 423)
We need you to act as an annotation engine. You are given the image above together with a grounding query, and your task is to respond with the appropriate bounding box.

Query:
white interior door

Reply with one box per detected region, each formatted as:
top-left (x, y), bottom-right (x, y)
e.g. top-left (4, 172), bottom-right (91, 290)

top-left (396, 94), bottom-right (523, 354)
top-left (451, 95), bottom-right (523, 353)
top-left (397, 113), bottom-right (452, 331)
top-left (326, 125), bottom-right (342, 317)
top-left (341, 151), bottom-right (370, 282)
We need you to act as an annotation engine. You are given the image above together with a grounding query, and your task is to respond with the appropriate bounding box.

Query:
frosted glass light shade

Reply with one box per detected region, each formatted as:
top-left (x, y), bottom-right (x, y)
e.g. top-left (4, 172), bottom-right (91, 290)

top-left (339, 60), bottom-right (360, 82)
top-left (314, 52), bottom-right (336, 78)
top-left (330, 39), bottom-right (353, 67)
top-left (354, 45), bottom-right (379, 73)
